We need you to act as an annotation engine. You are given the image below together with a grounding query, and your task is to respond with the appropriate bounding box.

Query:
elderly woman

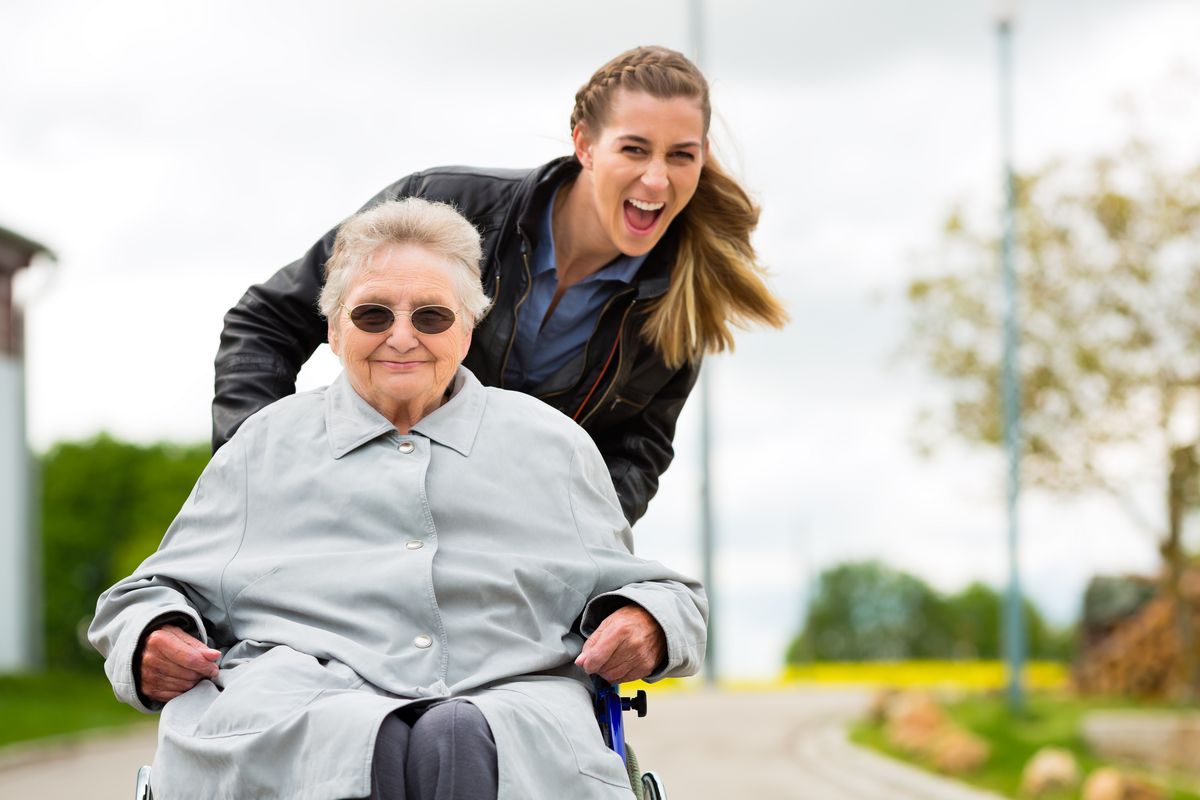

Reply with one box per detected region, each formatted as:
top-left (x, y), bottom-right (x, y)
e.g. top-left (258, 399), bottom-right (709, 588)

top-left (90, 198), bottom-right (707, 800)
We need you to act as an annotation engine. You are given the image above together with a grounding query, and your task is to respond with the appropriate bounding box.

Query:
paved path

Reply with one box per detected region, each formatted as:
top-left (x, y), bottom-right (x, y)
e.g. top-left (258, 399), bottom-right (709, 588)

top-left (0, 723), bottom-right (157, 798)
top-left (0, 688), bottom-right (1007, 799)
top-left (627, 687), bottom-right (1007, 799)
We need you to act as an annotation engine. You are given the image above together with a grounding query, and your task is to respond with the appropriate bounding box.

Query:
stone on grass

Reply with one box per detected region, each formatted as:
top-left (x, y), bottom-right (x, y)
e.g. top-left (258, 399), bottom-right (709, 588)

top-left (878, 690), bottom-right (989, 774)
top-left (1019, 747), bottom-right (1079, 797)
top-left (929, 727), bottom-right (990, 774)
top-left (867, 688), bottom-right (900, 724)
top-left (884, 692), bottom-right (947, 752)
top-left (1081, 767), bottom-right (1167, 800)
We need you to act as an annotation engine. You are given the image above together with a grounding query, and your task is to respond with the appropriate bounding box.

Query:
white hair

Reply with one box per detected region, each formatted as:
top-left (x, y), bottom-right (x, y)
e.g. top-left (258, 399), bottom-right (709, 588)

top-left (318, 197), bottom-right (491, 326)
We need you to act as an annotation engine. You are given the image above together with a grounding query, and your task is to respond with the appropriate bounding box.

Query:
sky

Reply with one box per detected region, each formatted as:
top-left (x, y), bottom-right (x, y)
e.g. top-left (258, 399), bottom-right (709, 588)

top-left (4, 0), bottom-right (1200, 677)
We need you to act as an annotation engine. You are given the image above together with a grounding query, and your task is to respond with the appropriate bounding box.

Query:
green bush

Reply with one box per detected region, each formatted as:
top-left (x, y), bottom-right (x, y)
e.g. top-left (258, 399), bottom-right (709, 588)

top-left (40, 434), bottom-right (209, 670)
top-left (786, 561), bottom-right (1074, 663)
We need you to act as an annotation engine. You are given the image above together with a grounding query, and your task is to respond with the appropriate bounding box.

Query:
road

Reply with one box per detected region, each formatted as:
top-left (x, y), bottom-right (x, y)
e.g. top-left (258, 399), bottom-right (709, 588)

top-left (629, 687), bottom-right (1005, 799)
top-left (0, 688), bottom-right (1006, 799)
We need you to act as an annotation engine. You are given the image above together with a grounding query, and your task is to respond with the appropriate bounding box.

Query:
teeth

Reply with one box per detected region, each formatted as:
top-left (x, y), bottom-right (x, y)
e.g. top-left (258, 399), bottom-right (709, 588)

top-left (628, 199), bottom-right (665, 211)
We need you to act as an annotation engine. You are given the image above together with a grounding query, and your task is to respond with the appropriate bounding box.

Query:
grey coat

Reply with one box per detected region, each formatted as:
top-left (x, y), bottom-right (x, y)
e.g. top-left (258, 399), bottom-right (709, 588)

top-left (89, 368), bottom-right (707, 800)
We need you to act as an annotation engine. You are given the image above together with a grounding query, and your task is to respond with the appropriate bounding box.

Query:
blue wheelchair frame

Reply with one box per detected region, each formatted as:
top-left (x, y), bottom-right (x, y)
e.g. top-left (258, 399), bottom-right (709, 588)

top-left (592, 677), bottom-right (647, 765)
top-left (593, 678), bottom-right (666, 799)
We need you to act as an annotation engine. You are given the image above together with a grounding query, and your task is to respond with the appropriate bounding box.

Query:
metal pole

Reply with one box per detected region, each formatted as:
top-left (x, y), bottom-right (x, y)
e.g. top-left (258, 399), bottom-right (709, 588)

top-left (997, 7), bottom-right (1025, 713)
top-left (699, 366), bottom-right (716, 685)
top-left (688, 0), bottom-right (716, 686)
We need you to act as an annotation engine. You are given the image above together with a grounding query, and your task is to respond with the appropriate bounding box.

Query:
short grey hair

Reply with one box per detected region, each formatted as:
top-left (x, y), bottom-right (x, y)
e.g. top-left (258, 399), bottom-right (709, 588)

top-left (318, 197), bottom-right (491, 326)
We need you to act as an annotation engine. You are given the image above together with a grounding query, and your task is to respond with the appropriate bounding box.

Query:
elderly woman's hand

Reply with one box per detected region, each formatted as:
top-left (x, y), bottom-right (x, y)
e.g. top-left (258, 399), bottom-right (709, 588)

top-left (575, 605), bottom-right (666, 683)
top-left (138, 624), bottom-right (221, 703)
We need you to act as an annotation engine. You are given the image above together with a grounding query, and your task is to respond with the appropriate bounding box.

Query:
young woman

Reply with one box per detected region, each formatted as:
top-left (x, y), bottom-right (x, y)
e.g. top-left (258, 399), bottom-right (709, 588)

top-left (213, 45), bottom-right (787, 524)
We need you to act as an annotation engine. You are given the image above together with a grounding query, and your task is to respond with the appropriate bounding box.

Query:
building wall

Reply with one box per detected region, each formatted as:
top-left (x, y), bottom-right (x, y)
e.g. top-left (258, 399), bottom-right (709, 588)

top-left (0, 354), bottom-right (36, 670)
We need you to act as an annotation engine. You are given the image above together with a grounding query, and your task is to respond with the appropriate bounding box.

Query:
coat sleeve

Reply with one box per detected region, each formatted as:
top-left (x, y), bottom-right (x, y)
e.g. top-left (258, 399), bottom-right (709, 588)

top-left (591, 358), bottom-right (701, 526)
top-left (211, 176), bottom-right (417, 452)
top-left (88, 436), bottom-right (250, 713)
top-left (567, 430), bottom-right (708, 682)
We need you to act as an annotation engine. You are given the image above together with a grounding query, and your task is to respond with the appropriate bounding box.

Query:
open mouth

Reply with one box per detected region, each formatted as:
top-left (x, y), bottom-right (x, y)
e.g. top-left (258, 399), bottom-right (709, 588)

top-left (624, 198), bottom-right (665, 234)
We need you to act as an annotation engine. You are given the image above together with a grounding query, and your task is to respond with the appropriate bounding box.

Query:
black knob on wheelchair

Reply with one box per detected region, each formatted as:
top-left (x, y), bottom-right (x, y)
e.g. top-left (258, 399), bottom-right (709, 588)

top-left (621, 689), bottom-right (648, 718)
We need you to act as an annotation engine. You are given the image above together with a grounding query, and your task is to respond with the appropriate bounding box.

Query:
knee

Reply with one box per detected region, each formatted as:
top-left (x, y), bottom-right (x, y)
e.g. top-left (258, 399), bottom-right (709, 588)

top-left (410, 701), bottom-right (493, 758)
top-left (375, 712), bottom-right (410, 756)
top-left (405, 701), bottom-right (497, 800)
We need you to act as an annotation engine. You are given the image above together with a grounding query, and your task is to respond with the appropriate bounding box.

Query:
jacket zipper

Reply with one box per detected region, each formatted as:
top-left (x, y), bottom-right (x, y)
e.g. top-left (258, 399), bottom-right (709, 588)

top-left (538, 288), bottom-right (636, 402)
top-left (498, 236), bottom-right (534, 388)
top-left (577, 299), bottom-right (636, 427)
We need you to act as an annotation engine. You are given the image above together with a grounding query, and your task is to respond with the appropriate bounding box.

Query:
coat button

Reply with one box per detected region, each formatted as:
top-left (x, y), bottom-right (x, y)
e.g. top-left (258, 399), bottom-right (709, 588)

top-left (398, 441), bottom-right (415, 454)
top-left (405, 540), bottom-right (424, 550)
top-left (413, 634), bottom-right (433, 649)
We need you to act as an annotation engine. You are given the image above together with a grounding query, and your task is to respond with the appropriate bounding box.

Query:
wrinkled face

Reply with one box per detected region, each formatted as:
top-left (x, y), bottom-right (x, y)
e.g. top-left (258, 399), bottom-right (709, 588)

top-left (574, 88), bottom-right (706, 257)
top-left (328, 243), bottom-right (472, 420)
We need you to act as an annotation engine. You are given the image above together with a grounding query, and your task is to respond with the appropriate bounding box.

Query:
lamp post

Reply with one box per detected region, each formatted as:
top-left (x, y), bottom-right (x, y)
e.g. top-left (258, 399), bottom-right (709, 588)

top-left (688, 0), bottom-right (717, 687)
top-left (0, 224), bottom-right (54, 671)
top-left (995, 0), bottom-right (1026, 713)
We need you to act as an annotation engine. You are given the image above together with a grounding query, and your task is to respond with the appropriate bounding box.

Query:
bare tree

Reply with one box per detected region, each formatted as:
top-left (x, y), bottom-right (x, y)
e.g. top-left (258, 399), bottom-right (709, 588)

top-left (905, 136), bottom-right (1200, 696)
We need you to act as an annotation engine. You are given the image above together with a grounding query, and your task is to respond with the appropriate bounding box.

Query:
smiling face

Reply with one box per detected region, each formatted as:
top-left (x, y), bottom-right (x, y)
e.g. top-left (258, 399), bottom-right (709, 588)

top-left (328, 243), bottom-right (472, 428)
top-left (573, 89), bottom-right (706, 257)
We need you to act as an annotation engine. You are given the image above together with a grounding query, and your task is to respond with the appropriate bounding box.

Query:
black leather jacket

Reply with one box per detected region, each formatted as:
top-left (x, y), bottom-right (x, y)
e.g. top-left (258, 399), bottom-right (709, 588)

top-left (213, 156), bottom-right (700, 525)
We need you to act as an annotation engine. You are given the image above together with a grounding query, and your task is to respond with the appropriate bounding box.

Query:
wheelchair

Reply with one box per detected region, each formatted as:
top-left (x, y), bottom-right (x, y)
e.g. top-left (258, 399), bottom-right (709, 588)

top-left (135, 678), bottom-right (666, 799)
top-left (593, 678), bottom-right (668, 800)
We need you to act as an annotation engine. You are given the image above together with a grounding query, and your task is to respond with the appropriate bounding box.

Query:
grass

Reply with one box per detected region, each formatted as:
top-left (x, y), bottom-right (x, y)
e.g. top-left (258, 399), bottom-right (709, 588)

top-left (0, 671), bottom-right (151, 749)
top-left (850, 692), bottom-right (1200, 799)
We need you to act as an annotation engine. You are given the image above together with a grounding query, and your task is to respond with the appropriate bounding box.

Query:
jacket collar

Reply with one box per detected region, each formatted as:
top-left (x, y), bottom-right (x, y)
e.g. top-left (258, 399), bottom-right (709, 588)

top-left (325, 367), bottom-right (486, 459)
top-left (515, 157), bottom-right (579, 241)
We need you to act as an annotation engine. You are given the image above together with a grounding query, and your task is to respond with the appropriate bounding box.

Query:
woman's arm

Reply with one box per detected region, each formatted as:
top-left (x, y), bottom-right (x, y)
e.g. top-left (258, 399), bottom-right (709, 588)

top-left (211, 228), bottom-right (337, 451)
top-left (567, 429), bottom-right (708, 682)
top-left (591, 359), bottom-right (701, 526)
top-left (88, 437), bottom-right (249, 712)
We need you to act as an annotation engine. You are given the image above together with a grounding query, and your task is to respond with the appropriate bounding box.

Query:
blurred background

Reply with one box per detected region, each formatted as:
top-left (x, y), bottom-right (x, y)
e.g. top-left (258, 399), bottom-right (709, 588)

top-left (3, 1), bottom-right (1200, 797)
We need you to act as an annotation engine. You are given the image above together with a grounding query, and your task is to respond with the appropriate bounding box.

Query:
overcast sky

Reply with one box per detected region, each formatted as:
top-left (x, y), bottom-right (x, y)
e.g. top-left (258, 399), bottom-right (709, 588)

top-left (4, 0), bottom-right (1199, 677)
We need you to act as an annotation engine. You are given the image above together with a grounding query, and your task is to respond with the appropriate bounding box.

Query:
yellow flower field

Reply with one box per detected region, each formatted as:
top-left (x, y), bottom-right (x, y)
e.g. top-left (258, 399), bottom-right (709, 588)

top-left (779, 660), bottom-right (1067, 689)
top-left (628, 660), bottom-right (1069, 693)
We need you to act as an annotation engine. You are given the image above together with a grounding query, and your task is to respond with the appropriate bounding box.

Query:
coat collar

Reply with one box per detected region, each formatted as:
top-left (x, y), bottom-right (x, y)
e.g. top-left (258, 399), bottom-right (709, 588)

top-left (325, 367), bottom-right (486, 459)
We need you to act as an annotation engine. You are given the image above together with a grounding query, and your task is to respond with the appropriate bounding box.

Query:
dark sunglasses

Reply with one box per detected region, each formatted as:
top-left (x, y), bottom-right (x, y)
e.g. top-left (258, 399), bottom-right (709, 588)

top-left (341, 303), bottom-right (458, 335)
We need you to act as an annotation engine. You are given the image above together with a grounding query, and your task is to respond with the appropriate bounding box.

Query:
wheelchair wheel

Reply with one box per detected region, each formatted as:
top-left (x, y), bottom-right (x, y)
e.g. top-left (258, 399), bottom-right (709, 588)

top-left (624, 744), bottom-right (645, 800)
top-left (641, 770), bottom-right (667, 800)
top-left (135, 765), bottom-right (153, 800)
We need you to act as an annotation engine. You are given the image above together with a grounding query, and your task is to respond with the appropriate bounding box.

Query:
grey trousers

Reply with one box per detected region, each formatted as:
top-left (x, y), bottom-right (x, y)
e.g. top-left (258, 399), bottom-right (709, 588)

top-left (366, 699), bottom-right (499, 800)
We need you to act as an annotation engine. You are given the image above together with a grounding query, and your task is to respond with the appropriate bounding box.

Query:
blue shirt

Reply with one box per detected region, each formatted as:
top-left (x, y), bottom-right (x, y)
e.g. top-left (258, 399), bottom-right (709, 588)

top-left (503, 183), bottom-right (647, 390)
